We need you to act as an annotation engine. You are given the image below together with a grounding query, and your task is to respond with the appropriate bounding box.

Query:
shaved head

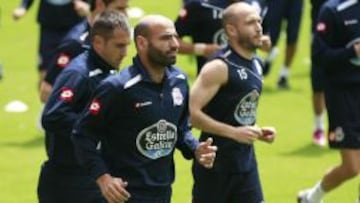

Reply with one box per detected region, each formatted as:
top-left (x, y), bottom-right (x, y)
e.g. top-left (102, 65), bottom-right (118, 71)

top-left (134, 15), bottom-right (174, 41)
top-left (222, 2), bottom-right (257, 29)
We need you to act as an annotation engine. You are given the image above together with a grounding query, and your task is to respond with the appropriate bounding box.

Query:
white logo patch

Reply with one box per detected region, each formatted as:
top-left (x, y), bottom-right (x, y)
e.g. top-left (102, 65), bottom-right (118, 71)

top-left (234, 90), bottom-right (259, 125)
top-left (344, 19), bottom-right (358, 26)
top-left (135, 101), bottom-right (152, 108)
top-left (136, 120), bottom-right (178, 159)
top-left (334, 127), bottom-right (345, 142)
top-left (172, 87), bottom-right (183, 106)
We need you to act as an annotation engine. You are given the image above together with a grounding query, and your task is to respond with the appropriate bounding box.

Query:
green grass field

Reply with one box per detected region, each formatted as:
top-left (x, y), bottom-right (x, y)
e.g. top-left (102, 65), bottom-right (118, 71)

top-left (0, 0), bottom-right (358, 202)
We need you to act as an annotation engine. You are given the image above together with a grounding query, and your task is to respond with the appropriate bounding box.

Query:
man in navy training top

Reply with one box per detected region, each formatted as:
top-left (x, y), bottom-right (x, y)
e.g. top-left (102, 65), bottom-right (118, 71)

top-left (298, 0), bottom-right (360, 203)
top-left (40, 10), bottom-right (131, 203)
top-left (72, 15), bottom-right (217, 203)
top-left (174, 0), bottom-right (270, 74)
top-left (39, 0), bottom-right (129, 103)
top-left (309, 0), bottom-right (328, 147)
top-left (12, 0), bottom-right (89, 88)
top-left (189, 2), bottom-right (276, 203)
top-left (263, 0), bottom-right (303, 88)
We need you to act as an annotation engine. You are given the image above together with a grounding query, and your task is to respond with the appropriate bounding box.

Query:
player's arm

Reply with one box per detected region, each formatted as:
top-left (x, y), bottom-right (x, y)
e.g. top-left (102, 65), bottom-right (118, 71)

top-left (41, 69), bottom-right (88, 134)
top-left (12, 0), bottom-right (33, 20)
top-left (174, 2), bottom-right (221, 57)
top-left (178, 39), bottom-right (221, 57)
top-left (71, 82), bottom-right (131, 203)
top-left (73, 0), bottom-right (90, 17)
top-left (189, 59), bottom-right (262, 144)
top-left (175, 84), bottom-right (217, 168)
top-left (40, 40), bottom-right (84, 103)
top-left (312, 5), bottom-right (358, 68)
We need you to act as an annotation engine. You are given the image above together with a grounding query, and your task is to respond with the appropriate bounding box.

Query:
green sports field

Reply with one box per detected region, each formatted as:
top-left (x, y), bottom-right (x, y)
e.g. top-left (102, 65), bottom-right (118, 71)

top-left (0, 0), bottom-right (358, 202)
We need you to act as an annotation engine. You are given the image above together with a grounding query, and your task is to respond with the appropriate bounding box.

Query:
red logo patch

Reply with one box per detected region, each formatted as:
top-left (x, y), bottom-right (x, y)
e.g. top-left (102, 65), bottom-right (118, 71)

top-left (179, 8), bottom-right (187, 19)
top-left (60, 87), bottom-right (74, 102)
top-left (57, 53), bottom-right (70, 68)
top-left (316, 22), bottom-right (327, 33)
top-left (89, 99), bottom-right (101, 115)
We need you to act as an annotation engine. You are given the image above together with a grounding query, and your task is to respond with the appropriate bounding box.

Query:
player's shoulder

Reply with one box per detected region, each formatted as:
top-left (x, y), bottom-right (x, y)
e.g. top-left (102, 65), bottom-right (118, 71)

top-left (201, 58), bottom-right (227, 76)
top-left (62, 52), bottom-right (88, 74)
top-left (335, 0), bottom-right (359, 11)
top-left (61, 20), bottom-right (89, 43)
top-left (102, 66), bottom-right (141, 91)
top-left (166, 66), bottom-right (188, 82)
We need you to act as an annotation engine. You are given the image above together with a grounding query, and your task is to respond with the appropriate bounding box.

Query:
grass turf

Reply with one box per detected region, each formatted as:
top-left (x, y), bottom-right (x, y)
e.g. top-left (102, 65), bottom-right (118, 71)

top-left (0, 0), bottom-right (358, 202)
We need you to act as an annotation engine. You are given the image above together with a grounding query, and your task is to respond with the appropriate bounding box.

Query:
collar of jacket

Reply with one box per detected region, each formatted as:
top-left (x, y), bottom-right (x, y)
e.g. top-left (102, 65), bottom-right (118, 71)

top-left (131, 55), bottom-right (174, 84)
top-left (89, 48), bottom-right (116, 73)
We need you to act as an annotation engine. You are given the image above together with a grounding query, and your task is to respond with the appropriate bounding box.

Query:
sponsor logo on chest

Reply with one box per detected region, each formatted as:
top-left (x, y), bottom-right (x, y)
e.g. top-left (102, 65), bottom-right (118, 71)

top-left (234, 90), bottom-right (259, 125)
top-left (136, 120), bottom-right (178, 159)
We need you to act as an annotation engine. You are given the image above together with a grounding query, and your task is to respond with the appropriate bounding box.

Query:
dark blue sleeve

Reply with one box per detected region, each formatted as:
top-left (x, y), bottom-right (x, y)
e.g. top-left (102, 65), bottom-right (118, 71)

top-left (45, 40), bottom-right (85, 85)
top-left (174, 2), bottom-right (197, 37)
top-left (42, 68), bottom-right (89, 134)
top-left (175, 84), bottom-right (199, 159)
top-left (20, 0), bottom-right (34, 9)
top-left (312, 5), bottom-right (357, 68)
top-left (72, 82), bottom-right (120, 179)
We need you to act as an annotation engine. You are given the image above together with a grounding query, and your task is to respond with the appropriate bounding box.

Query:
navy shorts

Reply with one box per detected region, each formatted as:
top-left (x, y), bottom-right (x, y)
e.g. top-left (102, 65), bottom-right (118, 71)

top-left (39, 27), bottom-right (68, 71)
top-left (325, 84), bottom-right (360, 149)
top-left (266, 0), bottom-right (303, 45)
top-left (310, 62), bottom-right (325, 92)
top-left (37, 163), bottom-right (104, 203)
top-left (125, 197), bottom-right (170, 203)
top-left (125, 185), bottom-right (171, 203)
top-left (192, 162), bottom-right (264, 203)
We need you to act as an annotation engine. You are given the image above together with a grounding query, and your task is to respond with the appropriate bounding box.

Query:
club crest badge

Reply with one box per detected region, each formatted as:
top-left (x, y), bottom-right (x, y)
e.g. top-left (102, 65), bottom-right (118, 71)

top-left (172, 87), bottom-right (183, 106)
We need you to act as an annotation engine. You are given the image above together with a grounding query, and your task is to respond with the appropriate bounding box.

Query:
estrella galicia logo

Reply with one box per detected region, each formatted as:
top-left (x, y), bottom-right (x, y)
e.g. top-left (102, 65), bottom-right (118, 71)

top-left (136, 120), bottom-right (178, 159)
top-left (234, 90), bottom-right (259, 125)
top-left (213, 29), bottom-right (228, 48)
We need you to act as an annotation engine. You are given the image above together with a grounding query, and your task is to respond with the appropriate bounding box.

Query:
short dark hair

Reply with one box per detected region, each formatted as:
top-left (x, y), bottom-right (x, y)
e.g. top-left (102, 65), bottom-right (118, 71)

top-left (133, 21), bottom-right (150, 44)
top-left (89, 0), bottom-right (119, 12)
top-left (90, 10), bottom-right (131, 41)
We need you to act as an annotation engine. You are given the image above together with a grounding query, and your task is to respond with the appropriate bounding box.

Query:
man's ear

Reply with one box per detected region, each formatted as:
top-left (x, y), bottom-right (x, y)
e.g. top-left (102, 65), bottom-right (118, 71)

top-left (136, 35), bottom-right (148, 51)
top-left (93, 35), bottom-right (104, 51)
top-left (225, 24), bottom-right (236, 37)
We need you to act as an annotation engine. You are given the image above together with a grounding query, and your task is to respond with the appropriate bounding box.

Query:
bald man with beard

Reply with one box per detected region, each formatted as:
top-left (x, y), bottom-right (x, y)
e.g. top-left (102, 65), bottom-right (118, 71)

top-left (72, 15), bottom-right (217, 203)
top-left (189, 2), bottom-right (276, 203)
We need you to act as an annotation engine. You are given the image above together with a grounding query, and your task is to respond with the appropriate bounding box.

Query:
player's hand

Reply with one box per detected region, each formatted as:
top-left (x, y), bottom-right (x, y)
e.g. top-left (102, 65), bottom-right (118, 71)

top-left (96, 174), bottom-right (131, 203)
top-left (195, 137), bottom-right (217, 168)
top-left (39, 81), bottom-right (52, 103)
top-left (73, 0), bottom-right (90, 17)
top-left (258, 126), bottom-right (276, 143)
top-left (12, 7), bottom-right (26, 21)
top-left (231, 125), bottom-right (262, 144)
top-left (259, 35), bottom-right (272, 52)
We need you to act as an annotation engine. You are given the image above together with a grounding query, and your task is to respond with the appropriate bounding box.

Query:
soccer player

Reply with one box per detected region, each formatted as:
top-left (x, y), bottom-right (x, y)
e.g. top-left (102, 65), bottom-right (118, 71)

top-left (264, 0), bottom-right (303, 88)
top-left (12, 0), bottom-right (88, 88)
top-left (310, 0), bottom-right (327, 147)
top-left (189, 2), bottom-right (276, 203)
top-left (72, 14), bottom-right (217, 203)
top-left (39, 0), bottom-right (129, 103)
top-left (298, 0), bottom-right (360, 202)
top-left (39, 10), bottom-right (131, 203)
top-left (174, 0), bottom-right (269, 74)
